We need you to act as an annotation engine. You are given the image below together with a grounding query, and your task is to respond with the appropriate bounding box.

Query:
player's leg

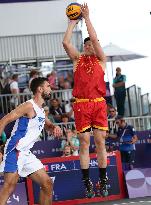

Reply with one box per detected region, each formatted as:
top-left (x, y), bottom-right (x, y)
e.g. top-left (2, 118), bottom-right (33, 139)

top-left (93, 129), bottom-right (108, 196)
top-left (29, 168), bottom-right (53, 205)
top-left (78, 131), bottom-right (95, 198)
top-left (0, 172), bottom-right (19, 205)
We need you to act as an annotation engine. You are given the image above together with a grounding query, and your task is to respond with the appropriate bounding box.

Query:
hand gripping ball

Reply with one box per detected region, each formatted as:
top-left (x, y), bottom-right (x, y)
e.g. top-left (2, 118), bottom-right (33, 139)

top-left (66, 3), bottom-right (82, 20)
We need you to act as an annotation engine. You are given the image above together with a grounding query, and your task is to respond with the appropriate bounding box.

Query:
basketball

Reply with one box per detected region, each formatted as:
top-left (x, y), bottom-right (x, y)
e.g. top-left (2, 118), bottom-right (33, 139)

top-left (66, 3), bottom-right (82, 20)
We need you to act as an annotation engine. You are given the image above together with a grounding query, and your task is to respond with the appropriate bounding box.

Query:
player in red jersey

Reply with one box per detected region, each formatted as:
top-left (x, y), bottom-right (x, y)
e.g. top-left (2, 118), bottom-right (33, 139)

top-left (63, 3), bottom-right (109, 197)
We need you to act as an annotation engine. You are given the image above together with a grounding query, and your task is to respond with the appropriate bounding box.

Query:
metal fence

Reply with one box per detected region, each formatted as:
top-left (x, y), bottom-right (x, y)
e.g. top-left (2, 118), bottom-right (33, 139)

top-left (55, 117), bottom-right (151, 133)
top-left (0, 89), bottom-right (73, 113)
top-left (1, 90), bottom-right (151, 141)
top-left (41, 116), bottom-right (151, 140)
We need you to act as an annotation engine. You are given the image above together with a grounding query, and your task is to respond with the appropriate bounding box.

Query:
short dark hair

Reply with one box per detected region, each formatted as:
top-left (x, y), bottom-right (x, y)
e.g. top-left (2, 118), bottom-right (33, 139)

top-left (12, 74), bottom-right (18, 80)
top-left (115, 115), bottom-right (124, 121)
top-left (61, 114), bottom-right (69, 120)
top-left (30, 77), bottom-right (48, 94)
top-left (84, 37), bottom-right (90, 44)
top-left (30, 70), bottom-right (39, 78)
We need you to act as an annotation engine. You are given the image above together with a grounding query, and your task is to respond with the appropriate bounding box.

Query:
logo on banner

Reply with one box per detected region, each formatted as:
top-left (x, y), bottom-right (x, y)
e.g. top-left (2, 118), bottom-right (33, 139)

top-left (32, 149), bottom-right (45, 155)
top-left (89, 159), bottom-right (98, 167)
top-left (50, 163), bottom-right (67, 172)
top-left (89, 158), bottom-right (110, 168)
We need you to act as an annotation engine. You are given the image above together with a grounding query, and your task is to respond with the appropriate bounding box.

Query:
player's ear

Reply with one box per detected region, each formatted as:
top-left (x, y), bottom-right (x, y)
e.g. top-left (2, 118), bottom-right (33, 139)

top-left (38, 86), bottom-right (43, 93)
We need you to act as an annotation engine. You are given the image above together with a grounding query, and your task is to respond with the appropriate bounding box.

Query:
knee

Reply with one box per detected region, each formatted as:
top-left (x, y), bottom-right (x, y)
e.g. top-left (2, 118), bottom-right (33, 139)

top-left (95, 139), bottom-right (106, 151)
top-left (80, 141), bottom-right (90, 151)
top-left (41, 177), bottom-right (53, 193)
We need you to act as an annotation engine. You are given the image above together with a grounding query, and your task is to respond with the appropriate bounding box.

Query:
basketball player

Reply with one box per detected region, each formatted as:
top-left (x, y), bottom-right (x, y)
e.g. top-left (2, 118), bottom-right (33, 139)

top-left (0, 77), bottom-right (62, 205)
top-left (63, 3), bottom-right (108, 198)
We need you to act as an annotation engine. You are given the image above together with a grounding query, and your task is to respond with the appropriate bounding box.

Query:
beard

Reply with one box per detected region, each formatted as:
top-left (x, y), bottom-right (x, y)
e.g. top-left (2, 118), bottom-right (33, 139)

top-left (41, 91), bottom-right (51, 100)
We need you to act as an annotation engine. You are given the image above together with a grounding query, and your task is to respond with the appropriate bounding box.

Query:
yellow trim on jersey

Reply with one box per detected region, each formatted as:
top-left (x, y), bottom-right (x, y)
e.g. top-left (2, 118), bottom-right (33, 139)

top-left (92, 125), bottom-right (108, 131)
top-left (77, 125), bottom-right (91, 134)
top-left (74, 97), bottom-right (105, 103)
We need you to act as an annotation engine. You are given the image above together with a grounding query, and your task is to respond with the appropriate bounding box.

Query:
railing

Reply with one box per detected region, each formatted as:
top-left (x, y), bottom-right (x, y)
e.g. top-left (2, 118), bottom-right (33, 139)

top-left (55, 117), bottom-right (151, 133)
top-left (1, 91), bottom-right (151, 140)
top-left (41, 116), bottom-right (151, 141)
top-left (108, 116), bottom-right (151, 132)
top-left (0, 89), bottom-right (73, 113)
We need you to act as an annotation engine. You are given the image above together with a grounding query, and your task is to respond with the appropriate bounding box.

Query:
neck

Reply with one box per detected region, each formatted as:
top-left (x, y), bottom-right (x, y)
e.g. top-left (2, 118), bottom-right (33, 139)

top-left (33, 95), bottom-right (44, 108)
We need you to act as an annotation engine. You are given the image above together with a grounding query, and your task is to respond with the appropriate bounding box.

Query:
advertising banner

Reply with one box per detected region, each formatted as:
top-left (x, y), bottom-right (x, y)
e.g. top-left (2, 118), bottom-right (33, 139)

top-left (27, 152), bottom-right (125, 205)
top-left (0, 177), bottom-right (28, 205)
top-left (31, 130), bottom-right (151, 168)
top-left (125, 168), bottom-right (151, 198)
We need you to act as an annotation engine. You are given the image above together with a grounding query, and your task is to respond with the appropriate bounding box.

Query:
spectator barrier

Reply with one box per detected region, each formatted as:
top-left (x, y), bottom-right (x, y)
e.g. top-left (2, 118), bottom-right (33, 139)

top-left (0, 90), bottom-right (72, 114)
top-left (0, 176), bottom-right (27, 205)
top-left (31, 130), bottom-right (151, 169)
top-left (124, 168), bottom-right (151, 198)
top-left (27, 151), bottom-right (125, 205)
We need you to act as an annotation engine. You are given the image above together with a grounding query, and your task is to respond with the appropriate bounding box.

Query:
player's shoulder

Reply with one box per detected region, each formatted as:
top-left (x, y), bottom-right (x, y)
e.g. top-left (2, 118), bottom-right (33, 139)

top-left (19, 100), bottom-right (33, 110)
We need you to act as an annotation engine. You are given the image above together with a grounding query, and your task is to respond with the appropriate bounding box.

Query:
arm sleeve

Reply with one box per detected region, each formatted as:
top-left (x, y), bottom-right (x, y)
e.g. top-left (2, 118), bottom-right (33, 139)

top-left (122, 75), bottom-right (126, 82)
top-left (131, 126), bottom-right (136, 136)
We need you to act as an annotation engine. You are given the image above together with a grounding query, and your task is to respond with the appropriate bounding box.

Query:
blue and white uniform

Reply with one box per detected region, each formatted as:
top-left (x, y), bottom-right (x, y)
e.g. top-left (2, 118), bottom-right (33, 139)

top-left (0, 99), bottom-right (45, 177)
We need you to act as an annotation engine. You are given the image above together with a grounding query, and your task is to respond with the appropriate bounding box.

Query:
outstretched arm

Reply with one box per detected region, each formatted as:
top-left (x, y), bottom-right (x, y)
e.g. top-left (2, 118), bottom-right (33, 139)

top-left (62, 20), bottom-right (80, 61)
top-left (81, 3), bottom-right (106, 65)
top-left (0, 102), bottom-right (33, 136)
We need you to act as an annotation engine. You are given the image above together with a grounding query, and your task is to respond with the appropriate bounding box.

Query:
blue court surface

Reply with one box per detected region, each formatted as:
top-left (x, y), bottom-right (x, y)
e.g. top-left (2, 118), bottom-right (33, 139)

top-left (81, 197), bottom-right (151, 205)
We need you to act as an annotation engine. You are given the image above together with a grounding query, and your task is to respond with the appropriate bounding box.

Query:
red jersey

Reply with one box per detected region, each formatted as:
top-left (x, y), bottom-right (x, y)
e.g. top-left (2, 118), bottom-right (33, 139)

top-left (72, 55), bottom-right (106, 99)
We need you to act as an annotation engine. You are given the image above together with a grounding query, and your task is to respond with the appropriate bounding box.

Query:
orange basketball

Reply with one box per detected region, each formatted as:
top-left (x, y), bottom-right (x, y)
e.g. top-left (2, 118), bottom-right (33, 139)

top-left (66, 3), bottom-right (82, 20)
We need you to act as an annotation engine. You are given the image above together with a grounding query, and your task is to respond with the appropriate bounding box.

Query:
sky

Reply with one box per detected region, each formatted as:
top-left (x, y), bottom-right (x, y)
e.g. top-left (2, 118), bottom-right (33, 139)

top-left (78, 0), bottom-right (151, 98)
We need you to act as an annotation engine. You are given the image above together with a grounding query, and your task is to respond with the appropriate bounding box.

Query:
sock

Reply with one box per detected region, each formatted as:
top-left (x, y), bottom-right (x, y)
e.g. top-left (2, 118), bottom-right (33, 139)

top-left (81, 168), bottom-right (89, 180)
top-left (99, 168), bottom-right (107, 180)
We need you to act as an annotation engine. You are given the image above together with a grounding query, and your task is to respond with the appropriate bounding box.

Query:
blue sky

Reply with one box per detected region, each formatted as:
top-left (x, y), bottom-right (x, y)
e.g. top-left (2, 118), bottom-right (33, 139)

top-left (78, 0), bottom-right (151, 97)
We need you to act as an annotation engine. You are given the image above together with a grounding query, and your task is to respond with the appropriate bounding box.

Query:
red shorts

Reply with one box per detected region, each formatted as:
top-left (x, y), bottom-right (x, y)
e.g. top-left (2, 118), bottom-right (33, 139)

top-left (73, 98), bottom-right (108, 133)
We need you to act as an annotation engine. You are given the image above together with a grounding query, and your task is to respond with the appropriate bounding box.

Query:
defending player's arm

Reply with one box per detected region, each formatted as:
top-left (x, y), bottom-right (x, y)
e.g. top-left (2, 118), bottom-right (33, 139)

top-left (81, 3), bottom-right (106, 67)
top-left (0, 102), bottom-right (33, 136)
top-left (45, 117), bottom-right (62, 137)
top-left (62, 20), bottom-right (80, 61)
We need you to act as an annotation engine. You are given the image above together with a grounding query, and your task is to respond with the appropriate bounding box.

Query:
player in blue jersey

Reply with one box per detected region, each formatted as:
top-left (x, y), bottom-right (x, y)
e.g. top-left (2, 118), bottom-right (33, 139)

top-left (0, 77), bottom-right (62, 205)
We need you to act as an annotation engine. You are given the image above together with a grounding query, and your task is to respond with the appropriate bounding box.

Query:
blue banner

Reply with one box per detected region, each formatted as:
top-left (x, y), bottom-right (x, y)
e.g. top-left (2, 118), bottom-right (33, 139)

top-left (0, 178), bottom-right (28, 205)
top-left (30, 155), bottom-right (121, 203)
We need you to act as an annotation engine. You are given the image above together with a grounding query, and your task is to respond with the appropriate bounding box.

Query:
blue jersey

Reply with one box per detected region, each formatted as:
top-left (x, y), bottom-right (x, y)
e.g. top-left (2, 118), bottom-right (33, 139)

top-left (117, 124), bottom-right (136, 151)
top-left (4, 99), bottom-right (45, 153)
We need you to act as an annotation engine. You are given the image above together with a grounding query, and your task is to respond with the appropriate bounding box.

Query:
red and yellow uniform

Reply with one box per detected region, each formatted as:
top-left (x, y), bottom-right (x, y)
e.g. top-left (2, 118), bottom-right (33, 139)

top-left (72, 54), bottom-right (108, 133)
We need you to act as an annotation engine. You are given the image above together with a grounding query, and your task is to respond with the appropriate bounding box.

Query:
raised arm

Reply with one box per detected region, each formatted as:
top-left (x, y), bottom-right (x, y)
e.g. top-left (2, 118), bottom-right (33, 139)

top-left (62, 20), bottom-right (80, 61)
top-left (81, 3), bottom-right (106, 64)
top-left (0, 102), bottom-right (33, 136)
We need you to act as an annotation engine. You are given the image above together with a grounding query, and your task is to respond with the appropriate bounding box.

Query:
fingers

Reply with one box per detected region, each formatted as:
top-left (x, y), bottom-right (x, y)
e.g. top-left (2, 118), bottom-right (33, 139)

top-left (81, 3), bottom-right (88, 11)
top-left (81, 3), bottom-right (89, 19)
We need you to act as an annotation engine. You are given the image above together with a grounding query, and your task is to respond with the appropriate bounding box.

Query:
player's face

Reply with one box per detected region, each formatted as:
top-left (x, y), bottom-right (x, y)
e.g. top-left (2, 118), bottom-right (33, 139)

top-left (41, 81), bottom-right (52, 100)
top-left (84, 40), bottom-right (95, 55)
